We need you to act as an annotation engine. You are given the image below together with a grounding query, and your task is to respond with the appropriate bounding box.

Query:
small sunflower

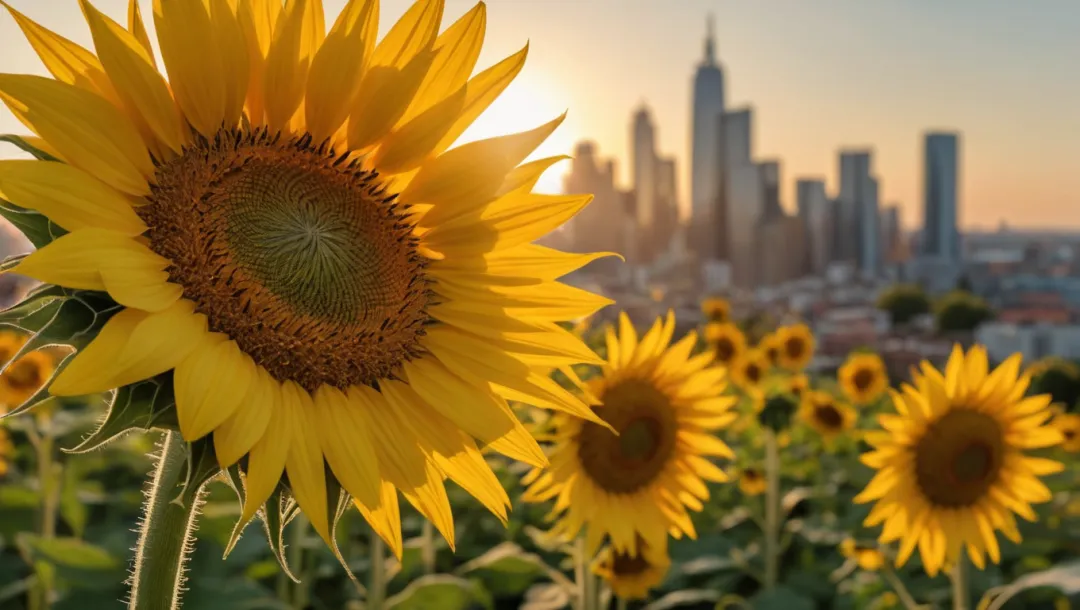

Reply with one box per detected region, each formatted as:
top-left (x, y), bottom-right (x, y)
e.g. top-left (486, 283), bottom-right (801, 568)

top-left (730, 350), bottom-right (768, 393)
top-left (839, 538), bottom-right (885, 571)
top-left (1, 0), bottom-right (612, 556)
top-left (758, 333), bottom-right (781, 368)
top-left (787, 374), bottom-right (809, 401)
top-left (524, 312), bottom-right (737, 554)
top-left (839, 353), bottom-right (889, 405)
top-left (801, 391), bottom-right (855, 440)
top-left (1052, 414), bottom-right (1080, 453)
top-left (593, 536), bottom-right (671, 601)
top-left (705, 322), bottom-right (746, 368)
top-left (0, 350), bottom-right (55, 409)
top-left (855, 346), bottom-right (1064, 576)
top-left (738, 467), bottom-right (766, 496)
top-left (776, 324), bottom-right (815, 370)
top-left (701, 296), bottom-right (730, 323)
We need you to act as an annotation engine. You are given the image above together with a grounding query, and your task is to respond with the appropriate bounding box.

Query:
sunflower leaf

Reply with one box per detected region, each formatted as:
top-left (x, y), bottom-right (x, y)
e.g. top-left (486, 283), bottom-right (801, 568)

top-left (0, 135), bottom-right (60, 161)
top-left (0, 200), bottom-right (68, 249)
top-left (260, 488), bottom-right (301, 583)
top-left (65, 374), bottom-right (178, 454)
top-left (222, 464), bottom-right (249, 559)
top-left (326, 475), bottom-right (365, 594)
top-left (181, 438), bottom-right (221, 507)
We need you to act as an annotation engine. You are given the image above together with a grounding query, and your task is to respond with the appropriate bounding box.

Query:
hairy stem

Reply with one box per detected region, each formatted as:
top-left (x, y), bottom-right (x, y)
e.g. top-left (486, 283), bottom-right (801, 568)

top-left (367, 531), bottom-right (386, 610)
top-left (763, 429), bottom-right (782, 590)
top-left (290, 514), bottom-right (310, 609)
top-left (128, 432), bottom-right (204, 610)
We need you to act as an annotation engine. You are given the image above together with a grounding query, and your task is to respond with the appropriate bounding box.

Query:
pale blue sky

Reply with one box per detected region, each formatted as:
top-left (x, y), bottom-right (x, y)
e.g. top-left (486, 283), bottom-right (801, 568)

top-left (2, 0), bottom-right (1078, 229)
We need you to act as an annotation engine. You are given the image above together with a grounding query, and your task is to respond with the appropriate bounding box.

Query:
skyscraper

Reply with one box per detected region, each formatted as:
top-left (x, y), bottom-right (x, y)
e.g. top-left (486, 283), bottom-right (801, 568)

top-left (689, 15), bottom-right (725, 260)
top-left (796, 178), bottom-right (832, 275)
top-left (631, 105), bottom-right (657, 262)
top-left (721, 108), bottom-right (760, 287)
top-left (563, 141), bottom-right (621, 257)
top-left (655, 157), bottom-right (679, 255)
top-left (922, 132), bottom-right (961, 262)
top-left (837, 150), bottom-right (879, 276)
top-left (759, 160), bottom-right (783, 221)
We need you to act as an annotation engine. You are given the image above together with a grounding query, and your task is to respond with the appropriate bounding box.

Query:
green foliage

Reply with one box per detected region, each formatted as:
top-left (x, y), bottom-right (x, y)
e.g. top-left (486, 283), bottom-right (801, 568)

top-left (876, 284), bottom-right (931, 326)
top-left (935, 290), bottom-right (995, 333)
top-left (1030, 359), bottom-right (1080, 411)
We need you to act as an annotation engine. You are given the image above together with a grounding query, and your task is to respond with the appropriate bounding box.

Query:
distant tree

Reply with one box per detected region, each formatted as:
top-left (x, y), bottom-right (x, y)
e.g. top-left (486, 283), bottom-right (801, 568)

top-left (955, 274), bottom-right (974, 292)
top-left (876, 284), bottom-right (931, 326)
top-left (935, 291), bottom-right (994, 333)
top-left (1030, 361), bottom-right (1080, 412)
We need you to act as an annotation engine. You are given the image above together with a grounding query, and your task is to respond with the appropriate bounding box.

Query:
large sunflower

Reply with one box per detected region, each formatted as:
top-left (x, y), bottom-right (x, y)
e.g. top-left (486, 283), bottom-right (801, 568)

top-left (523, 313), bottom-right (736, 554)
top-left (839, 352), bottom-right (888, 405)
top-left (801, 390), bottom-right (855, 440)
top-left (855, 346), bottom-right (1064, 575)
top-left (776, 324), bottom-right (814, 370)
top-left (0, 0), bottom-right (612, 555)
top-left (593, 535), bottom-right (671, 601)
top-left (705, 322), bottom-right (745, 368)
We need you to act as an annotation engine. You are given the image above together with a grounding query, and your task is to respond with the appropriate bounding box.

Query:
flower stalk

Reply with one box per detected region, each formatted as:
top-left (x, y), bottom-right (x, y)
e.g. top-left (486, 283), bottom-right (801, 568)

top-left (421, 520), bottom-right (436, 575)
top-left (881, 563), bottom-right (921, 610)
top-left (367, 530), bottom-right (387, 610)
top-left (575, 537), bottom-right (598, 610)
top-left (128, 431), bottom-right (204, 610)
top-left (950, 552), bottom-right (969, 610)
top-left (763, 428), bottom-right (782, 590)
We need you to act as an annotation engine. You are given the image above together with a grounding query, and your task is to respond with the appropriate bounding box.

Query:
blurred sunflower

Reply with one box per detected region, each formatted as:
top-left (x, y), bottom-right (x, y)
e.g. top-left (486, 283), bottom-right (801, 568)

top-left (705, 322), bottom-right (746, 368)
top-left (1, 0), bottom-right (612, 555)
top-left (701, 296), bottom-right (729, 323)
top-left (758, 332), bottom-right (781, 368)
top-left (839, 538), bottom-right (885, 571)
top-left (738, 467), bottom-right (766, 496)
top-left (524, 313), bottom-right (736, 554)
top-left (855, 346), bottom-right (1064, 576)
top-left (787, 373), bottom-right (809, 401)
top-left (838, 352), bottom-right (888, 405)
top-left (1052, 413), bottom-right (1080, 453)
top-left (593, 535), bottom-right (670, 601)
top-left (730, 350), bottom-right (769, 393)
top-left (801, 390), bottom-right (855, 440)
top-left (0, 425), bottom-right (12, 477)
top-left (0, 331), bottom-right (55, 408)
top-left (776, 324), bottom-right (815, 370)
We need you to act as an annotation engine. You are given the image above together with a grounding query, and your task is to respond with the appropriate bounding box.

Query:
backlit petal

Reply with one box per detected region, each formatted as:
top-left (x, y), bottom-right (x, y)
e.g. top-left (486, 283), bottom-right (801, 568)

top-left (174, 334), bottom-right (256, 441)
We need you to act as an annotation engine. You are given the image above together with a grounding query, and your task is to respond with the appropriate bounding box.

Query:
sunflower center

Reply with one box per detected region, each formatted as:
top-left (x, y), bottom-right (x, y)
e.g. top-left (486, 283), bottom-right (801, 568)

top-left (141, 128), bottom-right (431, 391)
top-left (765, 346), bottom-right (779, 364)
top-left (1065, 429), bottom-right (1076, 441)
top-left (813, 404), bottom-right (844, 429)
top-left (784, 337), bottom-right (804, 359)
top-left (576, 379), bottom-right (678, 494)
top-left (611, 551), bottom-right (650, 576)
top-left (852, 368), bottom-right (874, 391)
top-left (715, 337), bottom-right (735, 362)
top-left (6, 357), bottom-right (44, 391)
top-left (914, 409), bottom-right (1004, 507)
top-left (746, 363), bottom-right (762, 383)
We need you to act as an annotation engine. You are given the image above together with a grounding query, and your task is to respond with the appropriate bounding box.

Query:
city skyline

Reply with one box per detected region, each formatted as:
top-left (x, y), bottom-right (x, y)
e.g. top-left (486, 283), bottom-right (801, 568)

top-left (1, 0), bottom-right (1078, 230)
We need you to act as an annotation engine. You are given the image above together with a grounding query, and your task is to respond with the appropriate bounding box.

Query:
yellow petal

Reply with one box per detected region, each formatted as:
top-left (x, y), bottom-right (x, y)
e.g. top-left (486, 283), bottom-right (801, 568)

top-left (431, 43), bottom-right (527, 156)
top-left (241, 381), bottom-right (289, 525)
top-left (174, 334), bottom-right (256, 441)
top-left (312, 384), bottom-right (380, 508)
top-left (0, 160), bottom-right (146, 235)
top-left (209, 0), bottom-right (251, 130)
top-left (101, 266), bottom-right (184, 313)
top-left (402, 113), bottom-right (564, 210)
top-left (353, 480), bottom-right (403, 559)
top-left (81, 0), bottom-right (186, 153)
top-left (50, 299), bottom-right (208, 396)
top-left (282, 381), bottom-right (332, 545)
top-left (127, 0), bottom-right (156, 68)
top-left (304, 0), bottom-right (378, 142)
top-left (373, 87), bottom-right (465, 173)
top-left (236, 0), bottom-right (281, 123)
top-left (1, 1), bottom-right (117, 101)
top-left (497, 156), bottom-right (569, 197)
top-left (427, 192), bottom-right (592, 257)
top-left (432, 243), bottom-right (614, 281)
top-left (400, 1), bottom-right (484, 123)
top-left (214, 367), bottom-right (275, 467)
top-left (346, 51), bottom-right (434, 151)
top-left (369, 0), bottom-right (442, 69)
top-left (0, 74), bottom-right (152, 195)
top-left (262, 0), bottom-right (321, 132)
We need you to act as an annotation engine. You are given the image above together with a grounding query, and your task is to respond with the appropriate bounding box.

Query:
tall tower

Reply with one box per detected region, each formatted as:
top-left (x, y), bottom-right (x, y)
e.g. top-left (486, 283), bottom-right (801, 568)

top-left (922, 132), bottom-right (960, 262)
top-left (631, 105), bottom-right (657, 263)
top-left (689, 14), bottom-right (726, 259)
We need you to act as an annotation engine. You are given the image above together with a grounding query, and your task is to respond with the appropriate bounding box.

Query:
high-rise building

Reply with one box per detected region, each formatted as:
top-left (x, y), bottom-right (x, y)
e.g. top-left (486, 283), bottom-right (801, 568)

top-left (631, 105), bottom-right (657, 262)
top-left (757, 214), bottom-right (806, 286)
top-left (759, 159), bottom-right (783, 221)
top-left (880, 204), bottom-right (904, 263)
top-left (689, 15), bottom-right (726, 260)
top-left (563, 141), bottom-right (622, 257)
top-left (837, 150), bottom-right (879, 276)
top-left (796, 178), bottom-right (833, 275)
top-left (721, 108), bottom-right (759, 286)
top-left (655, 156), bottom-right (679, 256)
top-left (861, 176), bottom-right (880, 276)
top-left (922, 132), bottom-right (961, 262)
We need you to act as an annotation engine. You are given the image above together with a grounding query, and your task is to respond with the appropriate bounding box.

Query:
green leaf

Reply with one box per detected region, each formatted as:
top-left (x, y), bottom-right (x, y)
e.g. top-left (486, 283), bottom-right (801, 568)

top-left (520, 583), bottom-right (571, 610)
top-left (259, 488), bottom-right (300, 583)
top-left (0, 200), bottom-right (67, 249)
top-left (0, 134), bottom-right (60, 161)
top-left (645, 590), bottom-right (721, 610)
top-left (60, 465), bottom-right (88, 537)
top-left (182, 437), bottom-right (223, 506)
top-left (455, 541), bottom-right (571, 597)
top-left (747, 586), bottom-right (815, 610)
top-left (385, 574), bottom-right (494, 610)
top-left (978, 560), bottom-right (1080, 610)
top-left (66, 374), bottom-right (178, 454)
top-left (16, 534), bottom-right (119, 570)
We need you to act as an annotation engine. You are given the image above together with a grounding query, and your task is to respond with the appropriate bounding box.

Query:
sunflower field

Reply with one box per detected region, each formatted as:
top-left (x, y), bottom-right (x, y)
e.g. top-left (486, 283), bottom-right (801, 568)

top-left (1, 1), bottom-right (1080, 609)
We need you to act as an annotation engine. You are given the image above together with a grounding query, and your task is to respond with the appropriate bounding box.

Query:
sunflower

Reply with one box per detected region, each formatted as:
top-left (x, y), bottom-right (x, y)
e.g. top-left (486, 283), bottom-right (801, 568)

top-left (839, 538), bottom-right (885, 571)
top-left (855, 346), bottom-right (1064, 576)
top-left (705, 322), bottom-right (746, 367)
top-left (839, 353), bottom-right (889, 405)
top-left (0, 0), bottom-right (613, 555)
top-left (776, 324), bottom-right (815, 370)
top-left (758, 333), bottom-right (781, 368)
top-left (0, 331), bottom-right (54, 407)
top-left (801, 390), bottom-right (855, 440)
top-left (730, 350), bottom-right (768, 393)
top-left (593, 535), bottom-right (671, 601)
top-left (787, 374), bottom-right (809, 401)
top-left (738, 467), bottom-right (766, 496)
top-left (523, 312), bottom-right (736, 554)
top-left (701, 296), bottom-right (729, 323)
top-left (1052, 413), bottom-right (1080, 453)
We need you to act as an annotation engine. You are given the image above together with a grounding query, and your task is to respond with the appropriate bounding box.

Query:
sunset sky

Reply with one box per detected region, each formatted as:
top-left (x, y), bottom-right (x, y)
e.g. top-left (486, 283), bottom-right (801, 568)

top-left (2, 0), bottom-right (1078, 230)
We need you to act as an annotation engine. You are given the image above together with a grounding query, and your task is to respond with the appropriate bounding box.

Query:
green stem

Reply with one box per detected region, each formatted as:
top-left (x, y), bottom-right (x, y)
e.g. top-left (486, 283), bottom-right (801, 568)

top-left (420, 520), bottom-right (436, 575)
top-left (951, 552), bottom-right (969, 610)
top-left (882, 564), bottom-right (921, 610)
top-left (128, 431), bottom-right (203, 610)
top-left (763, 429), bottom-right (781, 591)
top-left (616, 596), bottom-right (628, 610)
top-left (290, 514), bottom-right (310, 609)
top-left (29, 425), bottom-right (59, 610)
top-left (367, 530), bottom-right (386, 610)
top-left (576, 537), bottom-right (597, 610)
